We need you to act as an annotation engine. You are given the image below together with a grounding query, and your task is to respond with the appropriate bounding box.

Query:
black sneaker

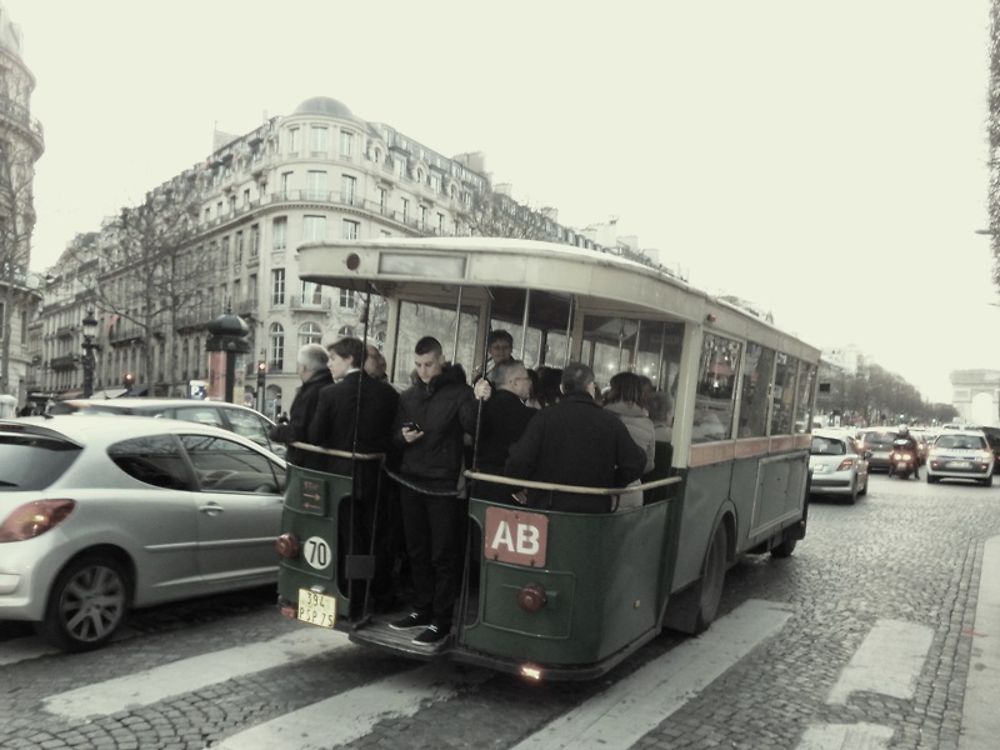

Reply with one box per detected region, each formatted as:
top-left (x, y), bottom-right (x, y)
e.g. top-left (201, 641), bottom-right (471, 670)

top-left (389, 611), bottom-right (432, 630)
top-left (411, 624), bottom-right (448, 646)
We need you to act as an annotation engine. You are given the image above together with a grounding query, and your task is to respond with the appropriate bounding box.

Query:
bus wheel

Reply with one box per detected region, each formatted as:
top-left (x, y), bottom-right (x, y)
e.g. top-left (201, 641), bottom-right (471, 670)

top-left (695, 523), bottom-right (729, 633)
top-left (770, 536), bottom-right (797, 558)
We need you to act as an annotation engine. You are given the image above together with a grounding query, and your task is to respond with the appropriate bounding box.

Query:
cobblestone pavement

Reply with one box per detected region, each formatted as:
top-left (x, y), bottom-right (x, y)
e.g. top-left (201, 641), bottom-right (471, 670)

top-left (1, 474), bottom-right (998, 749)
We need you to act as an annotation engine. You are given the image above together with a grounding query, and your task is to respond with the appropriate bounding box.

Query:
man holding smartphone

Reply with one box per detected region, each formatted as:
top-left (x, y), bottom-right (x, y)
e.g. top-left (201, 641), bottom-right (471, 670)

top-left (389, 336), bottom-right (481, 647)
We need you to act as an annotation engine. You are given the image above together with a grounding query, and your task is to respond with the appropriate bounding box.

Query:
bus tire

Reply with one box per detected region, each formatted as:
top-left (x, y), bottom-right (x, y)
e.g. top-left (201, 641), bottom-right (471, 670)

top-left (695, 522), bottom-right (728, 632)
top-left (770, 536), bottom-right (797, 558)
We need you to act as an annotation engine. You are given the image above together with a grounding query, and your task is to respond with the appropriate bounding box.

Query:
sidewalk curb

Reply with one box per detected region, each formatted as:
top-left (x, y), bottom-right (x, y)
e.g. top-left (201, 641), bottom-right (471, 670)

top-left (959, 535), bottom-right (1000, 750)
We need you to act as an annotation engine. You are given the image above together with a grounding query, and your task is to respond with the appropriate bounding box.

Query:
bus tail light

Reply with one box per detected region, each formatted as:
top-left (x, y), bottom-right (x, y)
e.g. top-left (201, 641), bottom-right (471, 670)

top-left (520, 664), bottom-right (543, 681)
top-left (517, 582), bottom-right (547, 613)
top-left (275, 533), bottom-right (301, 559)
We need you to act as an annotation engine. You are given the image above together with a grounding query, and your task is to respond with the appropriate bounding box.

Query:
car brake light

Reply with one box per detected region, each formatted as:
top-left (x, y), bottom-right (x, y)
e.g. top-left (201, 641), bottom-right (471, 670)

top-left (836, 459), bottom-right (855, 471)
top-left (0, 499), bottom-right (76, 543)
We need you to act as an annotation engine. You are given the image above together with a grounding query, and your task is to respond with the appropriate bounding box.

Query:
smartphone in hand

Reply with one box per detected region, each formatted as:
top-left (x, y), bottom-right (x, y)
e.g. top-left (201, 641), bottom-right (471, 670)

top-left (402, 421), bottom-right (422, 432)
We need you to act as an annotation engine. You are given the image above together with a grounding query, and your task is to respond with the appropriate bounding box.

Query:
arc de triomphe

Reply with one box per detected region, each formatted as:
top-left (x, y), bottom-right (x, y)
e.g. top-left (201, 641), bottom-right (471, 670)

top-left (950, 370), bottom-right (1000, 426)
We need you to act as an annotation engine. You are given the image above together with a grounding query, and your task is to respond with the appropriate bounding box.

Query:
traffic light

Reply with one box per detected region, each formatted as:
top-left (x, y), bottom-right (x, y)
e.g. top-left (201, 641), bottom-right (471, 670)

top-left (256, 361), bottom-right (267, 388)
top-left (122, 372), bottom-right (135, 391)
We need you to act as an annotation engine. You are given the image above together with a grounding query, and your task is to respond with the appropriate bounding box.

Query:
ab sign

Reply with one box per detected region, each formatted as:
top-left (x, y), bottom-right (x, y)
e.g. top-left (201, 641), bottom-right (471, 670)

top-left (483, 506), bottom-right (548, 567)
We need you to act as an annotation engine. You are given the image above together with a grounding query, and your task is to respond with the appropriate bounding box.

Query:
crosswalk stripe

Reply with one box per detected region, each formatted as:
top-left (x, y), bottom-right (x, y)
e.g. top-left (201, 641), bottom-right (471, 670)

top-left (216, 661), bottom-right (492, 750)
top-left (826, 619), bottom-right (933, 705)
top-left (42, 627), bottom-right (351, 721)
top-left (510, 599), bottom-right (793, 750)
top-left (797, 722), bottom-right (894, 749)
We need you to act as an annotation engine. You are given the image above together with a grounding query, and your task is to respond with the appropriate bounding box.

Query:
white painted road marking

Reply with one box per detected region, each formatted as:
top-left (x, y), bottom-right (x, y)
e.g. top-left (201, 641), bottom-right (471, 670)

top-left (826, 619), bottom-right (933, 705)
top-left (42, 627), bottom-right (351, 720)
top-left (510, 599), bottom-right (793, 750)
top-left (960, 535), bottom-right (1000, 750)
top-left (798, 722), bottom-right (894, 749)
top-left (215, 661), bottom-right (491, 750)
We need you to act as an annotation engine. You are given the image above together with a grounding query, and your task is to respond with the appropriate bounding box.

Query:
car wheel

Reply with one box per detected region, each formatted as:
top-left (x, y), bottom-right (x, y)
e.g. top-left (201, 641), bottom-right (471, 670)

top-left (847, 476), bottom-right (858, 505)
top-left (858, 473), bottom-right (869, 496)
top-left (927, 475), bottom-right (939, 484)
top-left (982, 475), bottom-right (994, 488)
top-left (38, 555), bottom-right (129, 652)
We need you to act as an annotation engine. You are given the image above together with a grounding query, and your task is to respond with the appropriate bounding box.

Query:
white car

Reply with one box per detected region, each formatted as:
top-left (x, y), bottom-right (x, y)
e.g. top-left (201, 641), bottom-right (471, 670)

top-left (0, 415), bottom-right (286, 651)
top-left (926, 430), bottom-right (995, 486)
top-left (809, 430), bottom-right (869, 503)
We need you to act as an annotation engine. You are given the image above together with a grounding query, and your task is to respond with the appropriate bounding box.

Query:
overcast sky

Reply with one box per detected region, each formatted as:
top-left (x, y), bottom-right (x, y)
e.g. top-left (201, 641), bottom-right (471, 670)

top-left (2, 0), bottom-right (993, 404)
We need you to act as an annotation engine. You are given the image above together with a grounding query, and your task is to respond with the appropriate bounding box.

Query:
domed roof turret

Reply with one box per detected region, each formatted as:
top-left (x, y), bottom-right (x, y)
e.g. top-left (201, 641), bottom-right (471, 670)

top-left (293, 97), bottom-right (354, 119)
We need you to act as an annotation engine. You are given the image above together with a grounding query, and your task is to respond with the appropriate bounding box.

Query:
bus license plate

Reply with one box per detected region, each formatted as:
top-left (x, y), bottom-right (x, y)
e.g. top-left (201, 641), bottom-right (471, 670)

top-left (297, 589), bottom-right (336, 628)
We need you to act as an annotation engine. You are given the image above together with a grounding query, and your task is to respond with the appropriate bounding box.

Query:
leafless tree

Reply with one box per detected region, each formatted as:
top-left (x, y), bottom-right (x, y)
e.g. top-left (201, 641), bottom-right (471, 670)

top-left (460, 190), bottom-right (555, 241)
top-left (0, 135), bottom-right (37, 395)
top-left (69, 168), bottom-right (213, 392)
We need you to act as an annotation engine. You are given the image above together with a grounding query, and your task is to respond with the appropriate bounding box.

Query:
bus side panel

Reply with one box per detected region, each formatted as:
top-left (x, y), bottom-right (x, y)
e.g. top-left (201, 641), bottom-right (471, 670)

top-left (668, 461), bottom-right (733, 592)
top-left (729, 456), bottom-right (759, 549)
top-left (461, 500), bottom-right (670, 668)
top-left (277, 465), bottom-right (353, 617)
top-left (746, 452), bottom-right (808, 545)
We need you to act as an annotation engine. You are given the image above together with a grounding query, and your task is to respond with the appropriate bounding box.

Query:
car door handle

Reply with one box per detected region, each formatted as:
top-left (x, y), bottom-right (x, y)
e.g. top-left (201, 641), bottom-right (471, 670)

top-left (199, 503), bottom-right (225, 515)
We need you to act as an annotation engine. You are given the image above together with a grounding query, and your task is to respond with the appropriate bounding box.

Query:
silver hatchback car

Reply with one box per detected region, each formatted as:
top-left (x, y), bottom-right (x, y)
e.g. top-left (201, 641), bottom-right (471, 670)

top-left (0, 415), bottom-right (286, 651)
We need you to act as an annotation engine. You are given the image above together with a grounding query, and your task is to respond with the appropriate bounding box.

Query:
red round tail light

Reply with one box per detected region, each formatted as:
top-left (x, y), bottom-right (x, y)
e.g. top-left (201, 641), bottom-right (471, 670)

top-left (517, 582), bottom-right (548, 613)
top-left (275, 532), bottom-right (301, 559)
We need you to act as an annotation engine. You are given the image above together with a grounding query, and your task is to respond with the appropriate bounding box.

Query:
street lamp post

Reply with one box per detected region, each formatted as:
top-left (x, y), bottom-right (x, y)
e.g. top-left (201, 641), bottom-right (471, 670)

top-left (81, 308), bottom-right (99, 398)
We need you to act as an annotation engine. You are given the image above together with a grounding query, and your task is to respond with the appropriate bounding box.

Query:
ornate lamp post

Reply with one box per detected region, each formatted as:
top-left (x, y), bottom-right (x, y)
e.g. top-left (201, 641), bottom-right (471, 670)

top-left (81, 308), bottom-right (99, 398)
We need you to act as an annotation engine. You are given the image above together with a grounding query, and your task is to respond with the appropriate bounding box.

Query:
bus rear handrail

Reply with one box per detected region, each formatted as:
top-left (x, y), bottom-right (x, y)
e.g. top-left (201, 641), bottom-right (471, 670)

top-left (463, 470), bottom-right (682, 496)
top-left (288, 442), bottom-right (386, 461)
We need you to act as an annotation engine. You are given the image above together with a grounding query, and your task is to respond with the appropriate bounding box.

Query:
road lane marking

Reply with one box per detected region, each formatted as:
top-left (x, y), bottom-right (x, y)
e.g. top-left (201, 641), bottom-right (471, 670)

top-left (42, 627), bottom-right (350, 720)
top-left (215, 661), bottom-right (491, 750)
top-left (960, 535), bottom-right (1000, 750)
top-left (510, 598), bottom-right (793, 750)
top-left (826, 619), bottom-right (933, 705)
top-left (798, 723), bottom-right (894, 749)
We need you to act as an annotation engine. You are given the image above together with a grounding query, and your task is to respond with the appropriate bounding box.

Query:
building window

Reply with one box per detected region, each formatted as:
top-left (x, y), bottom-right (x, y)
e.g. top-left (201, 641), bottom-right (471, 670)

top-left (303, 215), bottom-right (326, 242)
top-left (221, 236), bottom-right (230, 267)
top-left (243, 188), bottom-right (251, 206)
top-left (235, 231), bottom-right (244, 265)
top-left (269, 323), bottom-right (285, 371)
top-left (401, 198), bottom-right (409, 223)
top-left (341, 174), bottom-right (356, 205)
top-left (340, 131), bottom-right (353, 158)
top-left (342, 219), bottom-right (360, 240)
top-left (394, 158), bottom-right (405, 179)
top-left (299, 322), bottom-right (322, 347)
top-left (280, 171), bottom-right (292, 198)
top-left (310, 126), bottom-right (328, 154)
top-left (437, 213), bottom-right (445, 233)
top-left (419, 205), bottom-right (427, 228)
top-left (378, 188), bottom-right (387, 214)
top-left (300, 281), bottom-right (322, 306)
top-left (203, 206), bottom-right (211, 222)
top-left (453, 218), bottom-right (460, 235)
top-left (430, 174), bottom-right (441, 193)
top-left (288, 128), bottom-right (299, 155)
top-left (337, 325), bottom-right (355, 338)
top-left (249, 224), bottom-right (260, 257)
top-left (306, 170), bottom-right (327, 200)
top-left (339, 289), bottom-right (356, 310)
top-left (271, 269), bottom-right (285, 305)
top-left (228, 194), bottom-right (237, 214)
top-left (272, 217), bottom-right (287, 251)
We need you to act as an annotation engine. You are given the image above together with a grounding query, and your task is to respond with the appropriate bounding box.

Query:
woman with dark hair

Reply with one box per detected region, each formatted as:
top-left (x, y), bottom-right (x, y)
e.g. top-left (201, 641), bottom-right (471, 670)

top-left (603, 372), bottom-right (656, 509)
top-left (534, 366), bottom-right (563, 408)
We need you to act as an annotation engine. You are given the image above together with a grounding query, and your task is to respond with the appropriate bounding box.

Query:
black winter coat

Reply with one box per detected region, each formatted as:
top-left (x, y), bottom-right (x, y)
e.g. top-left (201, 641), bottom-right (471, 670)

top-left (269, 368), bottom-right (333, 469)
top-left (393, 364), bottom-right (477, 492)
top-left (505, 391), bottom-right (646, 513)
top-left (308, 371), bottom-right (400, 477)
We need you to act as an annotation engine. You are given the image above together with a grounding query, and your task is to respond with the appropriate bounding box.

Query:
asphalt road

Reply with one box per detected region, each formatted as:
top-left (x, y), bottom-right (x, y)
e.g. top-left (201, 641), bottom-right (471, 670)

top-left (1, 472), bottom-right (998, 750)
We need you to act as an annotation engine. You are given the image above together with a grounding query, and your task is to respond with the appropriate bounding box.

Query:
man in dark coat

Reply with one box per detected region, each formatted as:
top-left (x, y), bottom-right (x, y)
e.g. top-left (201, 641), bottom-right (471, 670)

top-left (269, 343), bottom-right (333, 469)
top-left (388, 336), bottom-right (481, 647)
top-left (471, 359), bottom-right (536, 504)
top-left (309, 337), bottom-right (400, 613)
top-left (505, 362), bottom-right (646, 513)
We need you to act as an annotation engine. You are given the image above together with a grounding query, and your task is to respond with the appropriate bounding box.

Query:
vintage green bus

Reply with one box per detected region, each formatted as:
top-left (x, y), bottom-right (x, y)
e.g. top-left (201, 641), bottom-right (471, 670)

top-left (275, 237), bottom-right (819, 680)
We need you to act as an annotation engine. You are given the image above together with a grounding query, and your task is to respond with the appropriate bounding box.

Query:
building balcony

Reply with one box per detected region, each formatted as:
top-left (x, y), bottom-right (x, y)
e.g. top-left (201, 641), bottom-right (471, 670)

top-left (288, 296), bottom-right (332, 311)
top-left (56, 324), bottom-right (76, 339)
top-left (50, 354), bottom-right (80, 371)
top-left (0, 93), bottom-right (44, 153)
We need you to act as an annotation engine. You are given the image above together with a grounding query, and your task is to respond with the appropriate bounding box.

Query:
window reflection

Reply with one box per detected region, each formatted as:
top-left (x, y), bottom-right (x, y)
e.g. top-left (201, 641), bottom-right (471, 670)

top-left (770, 353), bottom-right (798, 436)
top-left (693, 334), bottom-right (742, 443)
top-left (737, 342), bottom-right (774, 438)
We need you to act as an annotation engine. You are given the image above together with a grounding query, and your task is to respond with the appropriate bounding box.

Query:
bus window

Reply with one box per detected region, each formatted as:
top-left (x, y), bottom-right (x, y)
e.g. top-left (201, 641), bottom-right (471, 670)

top-left (794, 362), bottom-right (817, 433)
top-left (737, 342), bottom-right (774, 438)
top-left (770, 353), bottom-right (798, 436)
top-left (394, 300), bottom-right (480, 383)
top-left (693, 333), bottom-right (742, 443)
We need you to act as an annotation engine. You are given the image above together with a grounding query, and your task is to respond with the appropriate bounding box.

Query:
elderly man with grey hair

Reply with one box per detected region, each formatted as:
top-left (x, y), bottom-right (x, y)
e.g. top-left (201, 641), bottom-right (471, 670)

top-left (269, 343), bottom-right (333, 468)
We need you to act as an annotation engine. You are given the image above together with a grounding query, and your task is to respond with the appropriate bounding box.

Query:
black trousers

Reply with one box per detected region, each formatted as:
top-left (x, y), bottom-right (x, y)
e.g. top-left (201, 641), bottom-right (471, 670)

top-left (399, 484), bottom-right (465, 629)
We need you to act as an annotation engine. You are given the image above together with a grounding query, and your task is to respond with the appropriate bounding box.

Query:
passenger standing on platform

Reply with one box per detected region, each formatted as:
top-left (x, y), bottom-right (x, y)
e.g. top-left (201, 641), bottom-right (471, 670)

top-left (475, 329), bottom-right (514, 384)
top-left (365, 343), bottom-right (389, 382)
top-left (309, 337), bottom-right (399, 611)
top-left (471, 360), bottom-right (536, 503)
top-left (505, 362), bottom-right (646, 513)
top-left (389, 336), bottom-right (483, 646)
top-left (603, 372), bottom-right (656, 510)
top-left (268, 343), bottom-right (333, 469)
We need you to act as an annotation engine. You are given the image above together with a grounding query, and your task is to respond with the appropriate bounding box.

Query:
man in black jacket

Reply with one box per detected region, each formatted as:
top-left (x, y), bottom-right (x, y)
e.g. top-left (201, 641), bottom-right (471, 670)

top-left (505, 362), bottom-right (646, 513)
top-left (309, 337), bottom-right (400, 612)
top-left (472, 359), bottom-right (536, 503)
top-left (269, 343), bottom-right (333, 469)
top-left (388, 336), bottom-right (481, 647)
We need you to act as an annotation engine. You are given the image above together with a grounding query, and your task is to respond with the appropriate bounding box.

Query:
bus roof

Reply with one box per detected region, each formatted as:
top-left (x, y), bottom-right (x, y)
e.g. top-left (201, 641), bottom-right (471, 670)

top-left (297, 237), bottom-right (820, 362)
